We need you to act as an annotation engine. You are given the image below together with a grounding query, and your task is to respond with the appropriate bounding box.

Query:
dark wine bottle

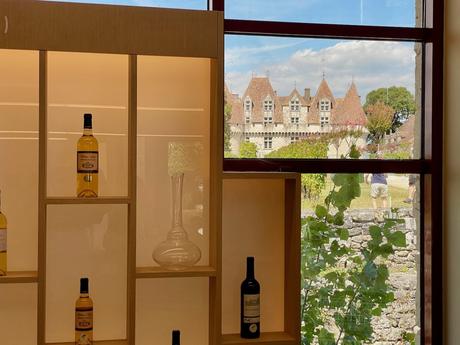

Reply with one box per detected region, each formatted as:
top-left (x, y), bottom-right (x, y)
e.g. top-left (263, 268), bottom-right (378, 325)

top-left (172, 330), bottom-right (180, 345)
top-left (240, 256), bottom-right (260, 338)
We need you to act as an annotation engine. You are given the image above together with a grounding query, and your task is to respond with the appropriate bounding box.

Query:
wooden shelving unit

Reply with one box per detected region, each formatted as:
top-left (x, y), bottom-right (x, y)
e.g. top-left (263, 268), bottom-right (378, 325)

top-left (46, 341), bottom-right (128, 345)
top-left (136, 266), bottom-right (217, 279)
top-left (46, 197), bottom-right (131, 205)
top-left (0, 2), bottom-right (302, 345)
top-left (221, 332), bottom-right (297, 345)
top-left (0, 1), bottom-right (223, 345)
top-left (0, 271), bottom-right (38, 284)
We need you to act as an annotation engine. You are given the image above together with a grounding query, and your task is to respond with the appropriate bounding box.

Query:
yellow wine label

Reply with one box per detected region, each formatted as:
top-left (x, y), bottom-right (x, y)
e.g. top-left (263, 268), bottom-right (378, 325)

top-left (243, 294), bottom-right (260, 324)
top-left (0, 228), bottom-right (6, 252)
top-left (75, 308), bottom-right (93, 331)
top-left (77, 151), bottom-right (99, 173)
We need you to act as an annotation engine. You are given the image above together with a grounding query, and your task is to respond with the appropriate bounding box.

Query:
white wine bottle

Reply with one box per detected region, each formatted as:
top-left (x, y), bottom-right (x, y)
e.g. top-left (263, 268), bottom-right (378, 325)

top-left (75, 278), bottom-right (93, 345)
top-left (0, 191), bottom-right (7, 276)
top-left (77, 113), bottom-right (99, 198)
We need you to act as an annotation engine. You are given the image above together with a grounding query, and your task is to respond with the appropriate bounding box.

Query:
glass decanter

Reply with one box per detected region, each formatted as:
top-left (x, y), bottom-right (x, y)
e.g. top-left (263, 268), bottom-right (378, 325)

top-left (152, 172), bottom-right (201, 270)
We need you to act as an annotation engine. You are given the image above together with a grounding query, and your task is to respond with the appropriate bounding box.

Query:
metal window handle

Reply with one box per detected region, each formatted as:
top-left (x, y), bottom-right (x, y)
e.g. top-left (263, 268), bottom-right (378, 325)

top-left (4, 15), bottom-right (8, 34)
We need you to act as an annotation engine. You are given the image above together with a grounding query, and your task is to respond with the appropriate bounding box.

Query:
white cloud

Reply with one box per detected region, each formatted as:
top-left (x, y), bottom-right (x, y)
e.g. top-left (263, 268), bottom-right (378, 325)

top-left (225, 40), bottom-right (416, 102)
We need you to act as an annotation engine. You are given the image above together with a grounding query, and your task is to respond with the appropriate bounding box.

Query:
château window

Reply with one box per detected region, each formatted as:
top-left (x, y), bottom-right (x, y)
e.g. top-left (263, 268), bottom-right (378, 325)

top-left (290, 98), bottom-right (300, 112)
top-left (264, 97), bottom-right (273, 111)
top-left (320, 99), bottom-right (330, 111)
top-left (245, 98), bottom-right (252, 112)
top-left (244, 97), bottom-right (252, 124)
top-left (290, 115), bottom-right (299, 124)
top-left (290, 136), bottom-right (299, 143)
top-left (264, 136), bottom-right (273, 149)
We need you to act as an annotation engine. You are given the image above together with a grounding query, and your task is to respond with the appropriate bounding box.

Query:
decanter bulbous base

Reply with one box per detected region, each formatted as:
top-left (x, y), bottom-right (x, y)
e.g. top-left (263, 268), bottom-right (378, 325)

top-left (153, 237), bottom-right (201, 271)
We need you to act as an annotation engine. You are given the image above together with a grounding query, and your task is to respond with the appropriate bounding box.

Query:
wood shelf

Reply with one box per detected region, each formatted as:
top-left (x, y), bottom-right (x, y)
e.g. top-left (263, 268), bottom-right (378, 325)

top-left (46, 197), bottom-right (131, 205)
top-left (221, 332), bottom-right (297, 345)
top-left (0, 271), bottom-right (38, 284)
top-left (136, 266), bottom-right (217, 279)
top-left (46, 340), bottom-right (127, 345)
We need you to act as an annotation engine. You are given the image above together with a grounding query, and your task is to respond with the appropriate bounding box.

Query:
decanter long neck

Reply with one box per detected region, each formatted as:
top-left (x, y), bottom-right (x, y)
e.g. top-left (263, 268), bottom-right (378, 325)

top-left (171, 173), bottom-right (184, 229)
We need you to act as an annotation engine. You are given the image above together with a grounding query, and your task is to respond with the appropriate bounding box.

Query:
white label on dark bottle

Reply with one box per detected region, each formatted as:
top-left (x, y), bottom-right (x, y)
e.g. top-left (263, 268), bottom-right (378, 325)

top-left (0, 228), bottom-right (6, 252)
top-left (77, 151), bottom-right (99, 173)
top-left (243, 294), bottom-right (260, 325)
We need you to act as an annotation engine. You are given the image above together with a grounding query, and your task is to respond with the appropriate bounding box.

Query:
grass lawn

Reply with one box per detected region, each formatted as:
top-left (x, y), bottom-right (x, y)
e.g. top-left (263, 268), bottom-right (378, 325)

top-left (301, 180), bottom-right (410, 211)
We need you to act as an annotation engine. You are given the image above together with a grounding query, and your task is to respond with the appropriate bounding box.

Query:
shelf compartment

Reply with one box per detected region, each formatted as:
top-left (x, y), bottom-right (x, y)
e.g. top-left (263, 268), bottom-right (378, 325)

top-left (0, 271), bottom-right (38, 284)
top-left (221, 332), bottom-right (297, 345)
top-left (46, 204), bottom-right (128, 343)
top-left (46, 340), bottom-right (127, 345)
top-left (222, 174), bottom-right (301, 343)
top-left (136, 278), bottom-right (209, 344)
top-left (136, 265), bottom-right (216, 279)
top-left (46, 197), bottom-right (131, 205)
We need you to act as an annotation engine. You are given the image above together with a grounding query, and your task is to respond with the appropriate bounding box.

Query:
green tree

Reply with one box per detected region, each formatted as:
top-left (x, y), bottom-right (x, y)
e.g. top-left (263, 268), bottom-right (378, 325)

top-left (364, 86), bottom-right (416, 131)
top-left (365, 101), bottom-right (394, 146)
top-left (239, 141), bottom-right (258, 158)
top-left (224, 103), bottom-right (232, 152)
top-left (266, 137), bottom-right (328, 200)
top-left (301, 174), bottom-right (409, 344)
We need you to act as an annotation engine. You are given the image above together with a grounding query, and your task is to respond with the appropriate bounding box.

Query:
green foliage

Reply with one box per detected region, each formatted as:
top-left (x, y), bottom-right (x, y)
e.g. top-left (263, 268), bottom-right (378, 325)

top-left (267, 137), bottom-right (328, 200)
top-left (265, 136), bottom-right (328, 159)
top-left (301, 174), bottom-right (410, 344)
top-left (403, 332), bottom-right (416, 345)
top-left (224, 151), bottom-right (238, 158)
top-left (239, 141), bottom-right (258, 158)
top-left (224, 103), bottom-right (232, 152)
top-left (364, 101), bottom-right (394, 144)
top-left (364, 86), bottom-right (416, 131)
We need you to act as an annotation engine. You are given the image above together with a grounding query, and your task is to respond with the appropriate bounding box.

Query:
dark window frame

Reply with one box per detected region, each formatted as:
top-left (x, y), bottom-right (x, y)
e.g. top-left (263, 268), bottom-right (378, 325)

top-left (210, 0), bottom-right (443, 343)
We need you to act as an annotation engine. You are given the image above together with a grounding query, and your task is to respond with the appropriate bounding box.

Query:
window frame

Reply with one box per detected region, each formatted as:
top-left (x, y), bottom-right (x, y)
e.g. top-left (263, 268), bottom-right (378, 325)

top-left (264, 136), bottom-right (273, 150)
top-left (210, 0), bottom-right (443, 343)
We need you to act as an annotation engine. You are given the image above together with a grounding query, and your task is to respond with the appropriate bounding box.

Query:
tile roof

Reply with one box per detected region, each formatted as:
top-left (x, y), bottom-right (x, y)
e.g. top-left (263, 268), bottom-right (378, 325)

top-left (226, 77), bottom-right (366, 128)
top-left (279, 88), bottom-right (309, 106)
top-left (225, 83), bottom-right (243, 124)
top-left (242, 77), bottom-right (283, 123)
top-left (308, 78), bottom-right (336, 124)
top-left (332, 82), bottom-right (367, 126)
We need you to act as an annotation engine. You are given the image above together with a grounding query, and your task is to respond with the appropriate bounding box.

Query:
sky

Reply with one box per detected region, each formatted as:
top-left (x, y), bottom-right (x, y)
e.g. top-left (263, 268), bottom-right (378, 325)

top-left (46, 0), bottom-right (418, 101)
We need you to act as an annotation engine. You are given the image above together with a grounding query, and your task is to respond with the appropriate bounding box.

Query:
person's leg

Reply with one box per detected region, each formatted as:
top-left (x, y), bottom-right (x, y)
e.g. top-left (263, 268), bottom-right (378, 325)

top-left (380, 185), bottom-right (389, 220)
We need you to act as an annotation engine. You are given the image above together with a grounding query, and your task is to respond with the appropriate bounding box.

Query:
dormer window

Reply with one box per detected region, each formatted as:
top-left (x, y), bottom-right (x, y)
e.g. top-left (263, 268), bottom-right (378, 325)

top-left (320, 99), bottom-right (331, 111)
top-left (290, 97), bottom-right (300, 112)
top-left (244, 97), bottom-right (252, 124)
top-left (245, 98), bottom-right (252, 112)
top-left (263, 96), bottom-right (273, 124)
top-left (264, 97), bottom-right (273, 112)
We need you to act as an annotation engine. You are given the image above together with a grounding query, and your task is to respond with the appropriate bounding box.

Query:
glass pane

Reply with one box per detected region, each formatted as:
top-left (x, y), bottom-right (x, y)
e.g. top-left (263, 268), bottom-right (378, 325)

top-left (0, 49), bottom-right (39, 271)
top-left (225, 36), bottom-right (421, 159)
top-left (301, 173), bottom-right (420, 344)
top-left (47, 52), bottom-right (129, 197)
top-left (136, 278), bottom-right (209, 345)
top-left (226, 0), bottom-right (422, 27)
top-left (44, 0), bottom-right (207, 10)
top-left (137, 56), bottom-right (211, 268)
top-left (46, 205), bottom-right (127, 343)
top-left (0, 285), bottom-right (37, 345)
